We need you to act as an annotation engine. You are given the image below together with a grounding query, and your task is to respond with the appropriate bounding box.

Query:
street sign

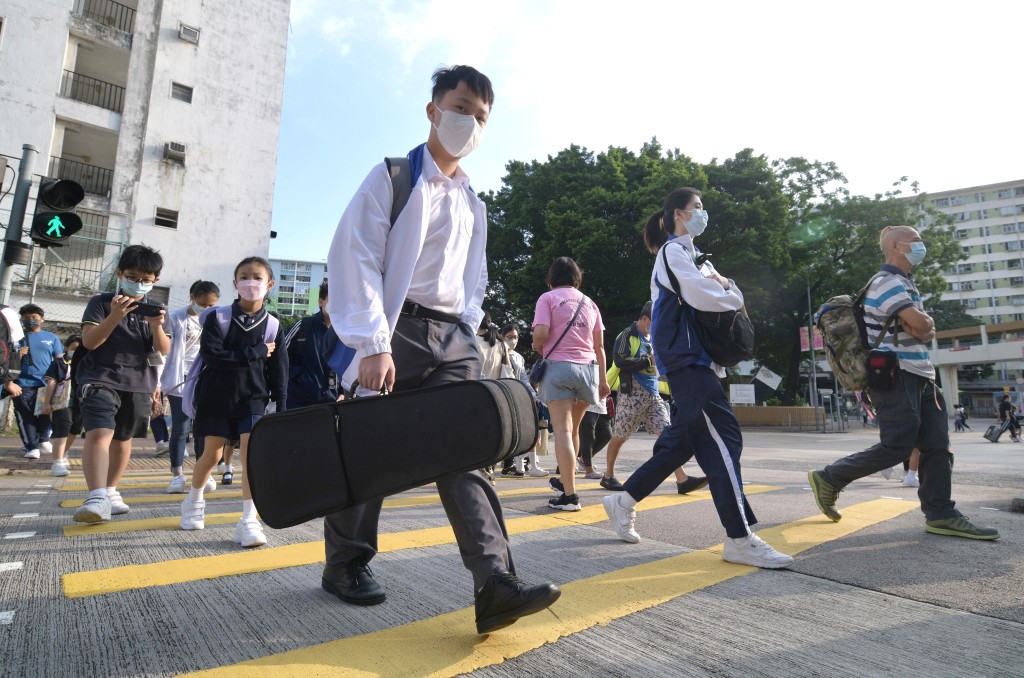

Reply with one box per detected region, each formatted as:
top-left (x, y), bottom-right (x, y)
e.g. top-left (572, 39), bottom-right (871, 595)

top-left (729, 384), bottom-right (756, 405)
top-left (753, 366), bottom-right (783, 391)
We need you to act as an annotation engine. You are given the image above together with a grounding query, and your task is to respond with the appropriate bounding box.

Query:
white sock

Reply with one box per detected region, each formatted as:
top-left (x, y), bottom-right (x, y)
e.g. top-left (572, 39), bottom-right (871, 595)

top-left (105, 486), bottom-right (117, 496)
top-left (242, 499), bottom-right (257, 521)
top-left (87, 489), bottom-right (107, 500)
top-left (188, 487), bottom-right (204, 501)
top-left (619, 493), bottom-right (638, 509)
top-left (905, 470), bottom-right (918, 480)
top-left (528, 451), bottom-right (539, 468)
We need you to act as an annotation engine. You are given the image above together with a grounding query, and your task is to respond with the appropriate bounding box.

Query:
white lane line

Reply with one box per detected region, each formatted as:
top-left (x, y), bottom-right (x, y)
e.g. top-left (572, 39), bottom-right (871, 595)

top-left (880, 496), bottom-right (904, 500)
top-left (979, 507), bottom-right (1000, 511)
top-left (3, 532), bottom-right (36, 540)
top-left (0, 562), bottom-right (23, 574)
top-left (0, 611), bottom-right (14, 625)
top-left (11, 513), bottom-right (39, 519)
top-left (19, 501), bottom-right (41, 505)
top-left (25, 491), bottom-right (48, 495)
top-left (33, 484), bottom-right (52, 488)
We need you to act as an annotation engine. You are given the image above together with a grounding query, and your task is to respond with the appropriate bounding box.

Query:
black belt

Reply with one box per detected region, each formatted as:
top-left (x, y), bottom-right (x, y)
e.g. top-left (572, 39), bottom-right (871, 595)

top-left (401, 300), bottom-right (461, 324)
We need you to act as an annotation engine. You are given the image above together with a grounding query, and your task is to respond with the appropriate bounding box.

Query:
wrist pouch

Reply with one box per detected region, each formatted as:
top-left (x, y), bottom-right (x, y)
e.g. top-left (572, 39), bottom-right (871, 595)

top-left (866, 349), bottom-right (899, 391)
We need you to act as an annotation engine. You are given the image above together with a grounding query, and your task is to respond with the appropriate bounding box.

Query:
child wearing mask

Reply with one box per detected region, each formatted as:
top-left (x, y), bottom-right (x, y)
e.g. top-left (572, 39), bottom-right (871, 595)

top-left (13, 304), bottom-right (64, 459)
top-left (179, 257), bottom-right (287, 548)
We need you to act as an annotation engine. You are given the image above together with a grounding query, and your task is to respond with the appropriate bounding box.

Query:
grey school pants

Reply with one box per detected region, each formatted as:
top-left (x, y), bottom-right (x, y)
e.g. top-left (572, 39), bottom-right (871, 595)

top-left (323, 314), bottom-right (515, 590)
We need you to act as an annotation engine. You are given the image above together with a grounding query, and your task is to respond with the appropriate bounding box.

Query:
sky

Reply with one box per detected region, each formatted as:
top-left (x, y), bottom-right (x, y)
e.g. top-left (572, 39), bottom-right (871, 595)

top-left (268, 0), bottom-right (1024, 261)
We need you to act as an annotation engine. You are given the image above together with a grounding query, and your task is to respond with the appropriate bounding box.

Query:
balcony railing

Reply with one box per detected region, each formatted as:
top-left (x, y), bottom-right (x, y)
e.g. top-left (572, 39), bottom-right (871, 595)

top-left (73, 0), bottom-right (136, 34)
top-left (59, 70), bottom-right (125, 113)
top-left (49, 157), bottom-right (113, 197)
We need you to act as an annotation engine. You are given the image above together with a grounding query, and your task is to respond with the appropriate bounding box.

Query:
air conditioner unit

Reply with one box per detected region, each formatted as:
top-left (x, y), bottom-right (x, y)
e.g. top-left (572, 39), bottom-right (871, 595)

top-left (178, 24), bottom-right (200, 44)
top-left (164, 142), bottom-right (186, 161)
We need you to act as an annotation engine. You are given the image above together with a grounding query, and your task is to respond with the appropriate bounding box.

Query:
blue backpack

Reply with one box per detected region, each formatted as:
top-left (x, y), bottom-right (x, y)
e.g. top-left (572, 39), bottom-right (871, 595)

top-left (182, 307), bottom-right (279, 419)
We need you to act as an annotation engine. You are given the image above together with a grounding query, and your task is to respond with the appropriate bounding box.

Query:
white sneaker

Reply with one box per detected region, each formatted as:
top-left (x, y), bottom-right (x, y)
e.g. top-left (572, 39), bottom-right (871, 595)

top-left (216, 463), bottom-right (228, 474)
top-left (40, 441), bottom-right (53, 455)
top-left (880, 466), bottom-right (899, 480)
top-left (902, 474), bottom-right (920, 488)
top-left (180, 496), bottom-right (206, 530)
top-left (602, 494), bottom-right (640, 543)
top-left (23, 449), bottom-right (41, 459)
top-left (722, 534), bottom-right (793, 569)
top-left (204, 476), bottom-right (217, 493)
top-left (184, 444), bottom-right (193, 458)
top-left (154, 441), bottom-right (170, 457)
top-left (107, 491), bottom-right (130, 515)
top-left (74, 496), bottom-right (111, 524)
top-left (527, 466), bottom-right (549, 477)
top-left (235, 518), bottom-right (267, 548)
top-left (166, 475), bottom-right (188, 494)
top-left (50, 460), bottom-right (70, 477)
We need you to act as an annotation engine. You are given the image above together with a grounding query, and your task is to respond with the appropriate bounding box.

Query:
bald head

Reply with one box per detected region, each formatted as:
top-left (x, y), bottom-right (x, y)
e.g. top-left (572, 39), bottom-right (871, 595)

top-left (879, 225), bottom-right (918, 253)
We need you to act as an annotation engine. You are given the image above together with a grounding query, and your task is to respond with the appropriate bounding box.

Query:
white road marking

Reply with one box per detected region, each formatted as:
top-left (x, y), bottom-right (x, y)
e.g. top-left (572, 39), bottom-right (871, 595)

top-left (0, 611), bottom-right (14, 625)
top-left (11, 513), bottom-right (39, 519)
top-left (979, 507), bottom-right (1000, 511)
top-left (2, 532), bottom-right (36, 540)
top-left (19, 501), bottom-right (41, 505)
top-left (0, 562), bottom-right (23, 574)
top-left (25, 491), bottom-right (48, 495)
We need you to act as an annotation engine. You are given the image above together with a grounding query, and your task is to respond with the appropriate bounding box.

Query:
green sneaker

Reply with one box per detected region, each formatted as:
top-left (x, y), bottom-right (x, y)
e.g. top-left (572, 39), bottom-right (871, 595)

top-left (925, 515), bottom-right (1000, 540)
top-left (808, 470), bottom-right (842, 522)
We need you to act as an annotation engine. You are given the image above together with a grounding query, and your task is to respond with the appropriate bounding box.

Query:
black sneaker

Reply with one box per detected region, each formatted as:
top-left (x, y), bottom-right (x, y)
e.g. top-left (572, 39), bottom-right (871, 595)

top-left (677, 475), bottom-right (708, 494)
top-left (475, 570), bottom-right (561, 634)
top-left (600, 476), bottom-right (625, 491)
top-left (549, 477), bottom-right (564, 493)
top-left (548, 493), bottom-right (581, 511)
top-left (501, 465), bottom-right (524, 477)
top-left (321, 559), bottom-right (386, 606)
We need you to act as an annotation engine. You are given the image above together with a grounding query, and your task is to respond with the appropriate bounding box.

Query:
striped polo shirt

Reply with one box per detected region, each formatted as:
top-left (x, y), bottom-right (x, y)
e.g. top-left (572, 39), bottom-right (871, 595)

top-left (863, 264), bottom-right (934, 380)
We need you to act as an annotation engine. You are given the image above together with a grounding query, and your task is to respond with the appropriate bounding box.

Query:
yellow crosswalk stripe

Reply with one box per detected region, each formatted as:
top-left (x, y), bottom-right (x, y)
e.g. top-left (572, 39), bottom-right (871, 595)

top-left (61, 485), bottom-right (778, 598)
top-left (182, 498), bottom-right (917, 677)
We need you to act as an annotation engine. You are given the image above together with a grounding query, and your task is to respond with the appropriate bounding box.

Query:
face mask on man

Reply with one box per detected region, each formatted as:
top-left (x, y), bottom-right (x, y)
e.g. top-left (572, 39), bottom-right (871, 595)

top-left (190, 302), bottom-right (206, 316)
top-left (433, 107), bottom-right (484, 158)
top-left (22, 319), bottom-right (41, 330)
top-left (235, 280), bottom-right (267, 302)
top-left (901, 241), bottom-right (927, 266)
top-left (120, 277), bottom-right (154, 297)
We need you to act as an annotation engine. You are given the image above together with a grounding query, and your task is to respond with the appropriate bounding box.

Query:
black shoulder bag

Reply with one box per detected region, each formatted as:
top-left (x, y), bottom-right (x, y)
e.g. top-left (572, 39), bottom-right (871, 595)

top-left (661, 245), bottom-right (754, 367)
top-left (529, 295), bottom-right (588, 388)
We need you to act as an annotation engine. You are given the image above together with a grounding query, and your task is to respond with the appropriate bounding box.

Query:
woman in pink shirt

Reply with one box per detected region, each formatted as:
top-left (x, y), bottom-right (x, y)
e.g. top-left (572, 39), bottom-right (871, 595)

top-left (532, 257), bottom-right (610, 511)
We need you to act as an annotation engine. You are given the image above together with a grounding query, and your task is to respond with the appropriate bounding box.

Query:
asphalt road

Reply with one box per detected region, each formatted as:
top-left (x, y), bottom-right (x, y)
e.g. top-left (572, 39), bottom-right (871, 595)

top-left (1, 427), bottom-right (1022, 677)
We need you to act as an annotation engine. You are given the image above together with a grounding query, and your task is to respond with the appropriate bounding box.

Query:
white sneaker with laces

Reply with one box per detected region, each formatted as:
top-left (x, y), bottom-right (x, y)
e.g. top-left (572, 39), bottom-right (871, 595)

top-left (107, 491), bottom-right (130, 515)
top-left (74, 495), bottom-right (111, 523)
top-left (204, 476), bottom-right (217, 493)
top-left (902, 474), bottom-right (920, 488)
top-left (602, 494), bottom-right (640, 543)
top-left (23, 449), bottom-right (41, 459)
top-left (527, 466), bottom-right (549, 477)
top-left (166, 475), bottom-right (187, 494)
top-left (722, 534), bottom-right (793, 569)
top-left (180, 496), bottom-right (206, 530)
top-left (235, 518), bottom-right (267, 548)
top-left (40, 441), bottom-right (53, 455)
top-left (154, 441), bottom-right (170, 456)
top-left (50, 460), bottom-right (70, 477)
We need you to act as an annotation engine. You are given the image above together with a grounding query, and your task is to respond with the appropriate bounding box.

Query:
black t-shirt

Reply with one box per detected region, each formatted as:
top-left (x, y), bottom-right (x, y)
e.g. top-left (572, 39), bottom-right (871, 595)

top-left (999, 401), bottom-right (1014, 421)
top-left (44, 357), bottom-right (71, 383)
top-left (76, 293), bottom-right (159, 394)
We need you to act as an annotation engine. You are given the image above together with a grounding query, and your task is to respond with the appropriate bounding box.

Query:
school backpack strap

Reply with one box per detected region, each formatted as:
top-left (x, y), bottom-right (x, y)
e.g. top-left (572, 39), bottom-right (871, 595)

top-left (384, 143), bottom-right (425, 229)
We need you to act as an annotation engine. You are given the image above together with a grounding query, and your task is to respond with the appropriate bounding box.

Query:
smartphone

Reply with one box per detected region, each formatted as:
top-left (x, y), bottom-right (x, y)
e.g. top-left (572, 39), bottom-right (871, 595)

top-left (128, 302), bottom-right (166, 317)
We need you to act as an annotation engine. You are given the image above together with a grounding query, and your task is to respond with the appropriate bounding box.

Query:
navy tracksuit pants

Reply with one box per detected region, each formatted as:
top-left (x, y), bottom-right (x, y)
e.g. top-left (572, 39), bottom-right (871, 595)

top-left (623, 365), bottom-right (756, 538)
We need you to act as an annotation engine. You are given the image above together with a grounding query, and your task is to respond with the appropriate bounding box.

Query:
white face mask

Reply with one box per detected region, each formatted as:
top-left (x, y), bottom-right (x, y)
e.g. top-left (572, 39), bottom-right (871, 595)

top-left (505, 337), bottom-right (518, 350)
top-left (433, 107), bottom-right (484, 158)
top-left (679, 209), bottom-right (709, 238)
top-left (190, 302), bottom-right (205, 316)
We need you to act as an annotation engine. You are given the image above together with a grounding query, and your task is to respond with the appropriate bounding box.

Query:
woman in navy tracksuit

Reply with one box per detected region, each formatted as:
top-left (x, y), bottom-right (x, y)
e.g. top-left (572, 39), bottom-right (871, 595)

top-left (601, 187), bottom-right (793, 569)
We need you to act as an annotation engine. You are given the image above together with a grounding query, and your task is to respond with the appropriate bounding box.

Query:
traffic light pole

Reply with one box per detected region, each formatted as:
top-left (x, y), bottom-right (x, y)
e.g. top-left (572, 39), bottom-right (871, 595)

top-left (0, 144), bottom-right (38, 306)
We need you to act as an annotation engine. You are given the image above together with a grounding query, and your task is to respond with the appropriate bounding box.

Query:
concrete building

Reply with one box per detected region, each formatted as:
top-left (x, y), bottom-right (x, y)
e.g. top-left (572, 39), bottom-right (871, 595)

top-left (268, 257), bottom-right (326, 317)
top-left (0, 0), bottom-right (290, 321)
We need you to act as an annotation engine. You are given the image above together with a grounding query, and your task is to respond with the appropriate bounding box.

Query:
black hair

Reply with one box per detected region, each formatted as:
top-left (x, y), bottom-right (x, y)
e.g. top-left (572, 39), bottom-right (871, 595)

top-left (640, 301), bottom-right (653, 319)
top-left (117, 244), bottom-right (163, 276)
top-left (478, 311), bottom-right (500, 347)
top-left (500, 323), bottom-right (519, 337)
top-left (65, 334), bottom-right (82, 348)
top-left (546, 257), bottom-right (583, 289)
top-left (643, 187), bottom-right (703, 253)
top-left (318, 280), bottom-right (329, 302)
top-left (233, 256), bottom-right (274, 281)
top-left (1002, 395), bottom-right (1011, 401)
top-left (18, 304), bottom-right (44, 317)
top-left (189, 280), bottom-right (221, 298)
top-left (432, 65), bottom-right (495, 107)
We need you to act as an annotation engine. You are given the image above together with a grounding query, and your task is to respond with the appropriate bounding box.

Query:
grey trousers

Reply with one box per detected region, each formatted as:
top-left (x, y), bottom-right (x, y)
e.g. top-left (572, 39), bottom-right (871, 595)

top-left (323, 315), bottom-right (515, 590)
top-left (821, 370), bottom-right (958, 521)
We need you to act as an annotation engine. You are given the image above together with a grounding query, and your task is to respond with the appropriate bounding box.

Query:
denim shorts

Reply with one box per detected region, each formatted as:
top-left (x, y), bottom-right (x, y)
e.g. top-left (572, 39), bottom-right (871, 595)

top-left (538, 360), bottom-right (599, 406)
top-left (78, 385), bottom-right (151, 441)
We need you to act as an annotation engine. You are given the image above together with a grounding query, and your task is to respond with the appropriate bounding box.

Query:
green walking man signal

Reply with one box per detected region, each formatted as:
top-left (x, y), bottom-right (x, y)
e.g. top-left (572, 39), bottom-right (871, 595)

top-left (31, 178), bottom-right (85, 247)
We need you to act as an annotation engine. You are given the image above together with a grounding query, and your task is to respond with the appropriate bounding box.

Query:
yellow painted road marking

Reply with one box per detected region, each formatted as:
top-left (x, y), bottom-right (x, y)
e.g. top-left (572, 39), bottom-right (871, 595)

top-left (183, 498), bottom-right (918, 677)
top-left (60, 484), bottom-right (605, 536)
top-left (61, 491), bottom-right (244, 508)
top-left (61, 485), bottom-right (777, 598)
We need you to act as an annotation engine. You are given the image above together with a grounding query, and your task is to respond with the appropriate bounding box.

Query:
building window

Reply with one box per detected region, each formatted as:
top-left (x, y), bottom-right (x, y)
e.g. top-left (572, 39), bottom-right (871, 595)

top-left (957, 263), bottom-right (974, 274)
top-left (984, 261), bottom-right (994, 272)
top-left (934, 198), bottom-right (950, 207)
top-left (178, 23), bottom-right (200, 44)
top-left (1007, 241), bottom-right (1021, 252)
top-left (1000, 206), bottom-right (1017, 217)
top-left (170, 82), bottom-right (193, 103)
top-left (1016, 187), bottom-right (1024, 197)
top-left (998, 189), bottom-right (1013, 199)
top-left (976, 192), bottom-right (985, 202)
top-left (962, 299), bottom-right (978, 309)
top-left (954, 229), bottom-right (968, 239)
top-left (1009, 259), bottom-right (1023, 270)
top-left (1011, 277), bottom-right (1024, 287)
top-left (155, 208), bottom-right (179, 229)
top-left (962, 246), bottom-right (972, 255)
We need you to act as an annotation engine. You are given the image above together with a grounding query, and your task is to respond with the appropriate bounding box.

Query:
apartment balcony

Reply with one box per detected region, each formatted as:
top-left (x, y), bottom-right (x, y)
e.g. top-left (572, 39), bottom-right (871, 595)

top-left (59, 70), bottom-right (125, 114)
top-left (72, 0), bottom-right (137, 35)
top-left (49, 156), bottom-right (113, 198)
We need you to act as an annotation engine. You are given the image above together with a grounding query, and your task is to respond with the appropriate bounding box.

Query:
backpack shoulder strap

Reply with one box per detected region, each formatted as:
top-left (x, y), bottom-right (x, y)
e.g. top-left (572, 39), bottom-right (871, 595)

top-left (660, 244), bottom-right (686, 302)
top-left (385, 156), bottom-right (411, 229)
top-left (263, 315), bottom-right (280, 343)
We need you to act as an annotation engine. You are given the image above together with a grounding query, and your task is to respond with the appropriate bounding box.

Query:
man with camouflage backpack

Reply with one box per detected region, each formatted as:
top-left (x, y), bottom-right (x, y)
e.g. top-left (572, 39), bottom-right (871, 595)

top-left (808, 225), bottom-right (998, 540)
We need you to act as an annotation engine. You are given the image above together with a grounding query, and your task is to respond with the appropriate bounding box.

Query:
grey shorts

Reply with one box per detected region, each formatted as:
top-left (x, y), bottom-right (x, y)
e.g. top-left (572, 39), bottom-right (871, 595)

top-left (538, 360), bottom-right (599, 406)
top-left (78, 385), bottom-right (152, 441)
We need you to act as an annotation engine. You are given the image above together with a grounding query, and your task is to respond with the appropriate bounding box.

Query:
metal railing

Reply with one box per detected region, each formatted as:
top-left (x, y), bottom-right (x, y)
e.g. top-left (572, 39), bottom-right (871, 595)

top-left (72, 0), bottom-right (136, 34)
top-left (49, 156), bottom-right (113, 197)
top-left (59, 70), bottom-right (125, 113)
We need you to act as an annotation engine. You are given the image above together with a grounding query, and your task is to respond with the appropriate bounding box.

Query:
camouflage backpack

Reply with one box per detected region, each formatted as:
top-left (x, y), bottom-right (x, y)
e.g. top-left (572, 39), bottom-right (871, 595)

top-left (815, 273), bottom-right (898, 392)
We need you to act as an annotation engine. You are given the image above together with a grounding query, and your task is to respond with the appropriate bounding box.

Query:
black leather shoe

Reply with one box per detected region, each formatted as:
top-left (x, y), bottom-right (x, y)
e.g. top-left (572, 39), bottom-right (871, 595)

top-left (475, 570), bottom-right (561, 634)
top-left (322, 560), bottom-right (386, 606)
top-left (677, 475), bottom-right (709, 494)
top-left (600, 476), bottom-right (626, 491)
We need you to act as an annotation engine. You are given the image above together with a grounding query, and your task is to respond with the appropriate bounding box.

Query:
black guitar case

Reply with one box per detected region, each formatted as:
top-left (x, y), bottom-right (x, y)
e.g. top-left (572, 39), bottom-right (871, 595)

top-left (247, 378), bottom-right (538, 528)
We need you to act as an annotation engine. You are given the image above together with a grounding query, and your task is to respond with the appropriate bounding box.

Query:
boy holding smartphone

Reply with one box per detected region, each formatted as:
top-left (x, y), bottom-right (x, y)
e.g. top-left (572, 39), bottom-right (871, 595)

top-left (73, 245), bottom-right (170, 523)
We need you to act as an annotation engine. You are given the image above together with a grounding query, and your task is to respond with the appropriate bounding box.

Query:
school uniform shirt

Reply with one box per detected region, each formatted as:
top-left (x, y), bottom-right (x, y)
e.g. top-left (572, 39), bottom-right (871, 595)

top-left (77, 293), bottom-right (160, 394)
top-left (193, 301), bottom-right (288, 419)
top-left (16, 331), bottom-right (63, 388)
top-left (326, 144), bottom-right (488, 387)
top-left (863, 263), bottom-right (934, 380)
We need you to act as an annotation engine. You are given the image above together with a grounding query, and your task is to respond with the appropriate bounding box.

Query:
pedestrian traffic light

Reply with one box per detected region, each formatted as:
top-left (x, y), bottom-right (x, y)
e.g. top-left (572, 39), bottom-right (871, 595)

top-left (31, 178), bottom-right (85, 247)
